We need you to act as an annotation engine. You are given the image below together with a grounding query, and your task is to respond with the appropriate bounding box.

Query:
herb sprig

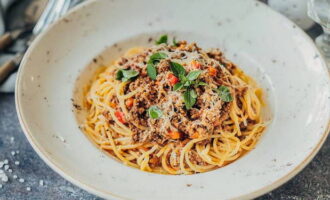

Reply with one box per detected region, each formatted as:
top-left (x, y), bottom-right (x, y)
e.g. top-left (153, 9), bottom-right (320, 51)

top-left (173, 37), bottom-right (179, 47)
top-left (155, 35), bottom-right (168, 45)
top-left (116, 69), bottom-right (139, 82)
top-left (147, 52), bottom-right (168, 80)
top-left (148, 106), bottom-right (163, 119)
top-left (170, 62), bottom-right (206, 109)
top-left (155, 34), bottom-right (180, 47)
top-left (214, 86), bottom-right (233, 102)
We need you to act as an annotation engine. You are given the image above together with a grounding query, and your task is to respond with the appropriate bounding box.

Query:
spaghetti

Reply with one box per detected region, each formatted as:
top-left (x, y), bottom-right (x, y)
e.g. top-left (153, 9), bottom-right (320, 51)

top-left (80, 37), bottom-right (266, 174)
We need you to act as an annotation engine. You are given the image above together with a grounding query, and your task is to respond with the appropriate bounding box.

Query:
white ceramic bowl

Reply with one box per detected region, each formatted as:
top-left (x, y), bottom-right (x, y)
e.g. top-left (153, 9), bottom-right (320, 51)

top-left (16, 0), bottom-right (330, 199)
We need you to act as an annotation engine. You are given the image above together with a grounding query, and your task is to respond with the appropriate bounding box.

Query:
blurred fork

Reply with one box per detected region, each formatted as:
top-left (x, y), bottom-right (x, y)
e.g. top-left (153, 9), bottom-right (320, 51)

top-left (33, 0), bottom-right (71, 36)
top-left (0, 0), bottom-right (72, 83)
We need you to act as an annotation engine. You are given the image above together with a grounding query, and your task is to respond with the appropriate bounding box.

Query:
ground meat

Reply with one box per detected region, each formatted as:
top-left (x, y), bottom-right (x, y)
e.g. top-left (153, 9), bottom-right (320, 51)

top-left (112, 42), bottom-right (244, 146)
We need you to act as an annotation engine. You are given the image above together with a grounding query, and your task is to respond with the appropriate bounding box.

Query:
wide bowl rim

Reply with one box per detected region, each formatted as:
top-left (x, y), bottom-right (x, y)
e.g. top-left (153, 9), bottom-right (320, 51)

top-left (15, 0), bottom-right (330, 199)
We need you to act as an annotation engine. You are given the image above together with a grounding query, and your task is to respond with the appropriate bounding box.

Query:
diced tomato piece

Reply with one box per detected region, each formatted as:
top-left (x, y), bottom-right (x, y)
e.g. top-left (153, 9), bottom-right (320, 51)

top-left (125, 98), bottom-right (134, 108)
top-left (109, 102), bottom-right (117, 108)
top-left (191, 60), bottom-right (202, 69)
top-left (114, 111), bottom-right (126, 124)
top-left (208, 66), bottom-right (217, 76)
top-left (168, 73), bottom-right (179, 86)
top-left (168, 131), bottom-right (181, 139)
top-left (190, 132), bottom-right (200, 139)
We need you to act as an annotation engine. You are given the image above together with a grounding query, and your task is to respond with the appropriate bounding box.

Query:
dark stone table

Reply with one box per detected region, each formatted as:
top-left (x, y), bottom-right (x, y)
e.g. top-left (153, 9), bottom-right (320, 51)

top-left (0, 3), bottom-right (329, 200)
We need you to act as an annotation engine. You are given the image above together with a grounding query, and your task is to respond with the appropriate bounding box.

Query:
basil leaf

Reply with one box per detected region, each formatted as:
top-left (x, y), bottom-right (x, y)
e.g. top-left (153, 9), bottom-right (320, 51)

top-left (116, 69), bottom-right (139, 82)
top-left (190, 89), bottom-right (197, 98)
top-left (122, 77), bottom-right (130, 82)
top-left (146, 52), bottom-right (167, 80)
top-left (149, 52), bottom-right (167, 63)
top-left (122, 69), bottom-right (139, 78)
top-left (147, 63), bottom-right (157, 80)
top-left (116, 70), bottom-right (124, 80)
top-left (173, 82), bottom-right (184, 91)
top-left (183, 89), bottom-right (197, 110)
top-left (173, 38), bottom-right (179, 46)
top-left (186, 70), bottom-right (203, 81)
top-left (197, 81), bottom-right (207, 86)
top-left (183, 80), bottom-right (192, 87)
top-left (148, 106), bottom-right (163, 119)
top-left (170, 62), bottom-right (186, 77)
top-left (155, 35), bottom-right (168, 45)
top-left (215, 86), bottom-right (233, 102)
top-left (178, 74), bottom-right (187, 82)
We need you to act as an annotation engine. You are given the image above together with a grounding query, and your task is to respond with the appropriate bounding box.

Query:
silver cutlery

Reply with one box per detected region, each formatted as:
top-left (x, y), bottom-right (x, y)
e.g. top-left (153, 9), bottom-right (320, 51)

top-left (0, 0), bottom-right (72, 83)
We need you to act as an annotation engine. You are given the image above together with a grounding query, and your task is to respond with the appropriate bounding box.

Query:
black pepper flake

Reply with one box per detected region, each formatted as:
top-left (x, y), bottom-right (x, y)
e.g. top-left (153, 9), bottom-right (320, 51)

top-left (93, 58), bottom-right (97, 63)
top-left (186, 184), bottom-right (192, 187)
top-left (73, 103), bottom-right (82, 110)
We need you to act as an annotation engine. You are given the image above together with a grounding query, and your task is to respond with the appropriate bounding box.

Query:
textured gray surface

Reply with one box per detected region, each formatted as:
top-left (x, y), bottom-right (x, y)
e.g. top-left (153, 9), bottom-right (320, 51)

top-left (0, 94), bottom-right (101, 200)
top-left (0, 94), bottom-right (329, 200)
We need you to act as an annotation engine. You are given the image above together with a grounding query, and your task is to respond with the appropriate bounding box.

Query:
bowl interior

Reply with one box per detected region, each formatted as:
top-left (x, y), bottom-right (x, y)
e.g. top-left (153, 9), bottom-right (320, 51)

top-left (16, 0), bottom-right (330, 199)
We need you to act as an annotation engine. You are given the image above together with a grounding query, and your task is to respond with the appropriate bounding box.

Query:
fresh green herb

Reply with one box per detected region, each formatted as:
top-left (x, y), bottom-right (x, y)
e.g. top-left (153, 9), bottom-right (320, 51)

top-left (173, 82), bottom-right (184, 91)
top-left (170, 63), bottom-right (203, 88)
top-left (116, 70), bottom-right (124, 80)
top-left (147, 64), bottom-right (157, 80)
top-left (146, 52), bottom-right (168, 80)
top-left (195, 81), bottom-right (207, 86)
top-left (155, 35), bottom-right (168, 45)
top-left (170, 62), bottom-right (186, 77)
top-left (173, 37), bottom-right (179, 46)
top-left (214, 86), bottom-right (233, 102)
top-left (183, 81), bottom-right (192, 87)
top-left (183, 89), bottom-right (197, 109)
top-left (169, 62), bottom-right (206, 109)
top-left (148, 106), bottom-right (163, 119)
top-left (178, 74), bottom-right (187, 82)
top-left (149, 52), bottom-right (168, 62)
top-left (186, 70), bottom-right (203, 81)
top-left (116, 69), bottom-right (139, 82)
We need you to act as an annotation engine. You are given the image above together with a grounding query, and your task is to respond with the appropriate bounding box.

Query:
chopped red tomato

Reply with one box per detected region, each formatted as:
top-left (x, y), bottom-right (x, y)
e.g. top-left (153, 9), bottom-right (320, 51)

top-left (115, 111), bottom-right (126, 124)
top-left (109, 102), bottom-right (117, 108)
top-left (191, 60), bottom-right (202, 69)
top-left (125, 98), bottom-right (134, 108)
top-left (208, 66), bottom-right (217, 76)
top-left (168, 130), bottom-right (181, 139)
top-left (168, 73), bottom-right (179, 86)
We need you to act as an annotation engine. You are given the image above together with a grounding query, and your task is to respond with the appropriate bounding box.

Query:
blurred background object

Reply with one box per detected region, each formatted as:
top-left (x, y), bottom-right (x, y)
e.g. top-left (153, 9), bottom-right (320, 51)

top-left (0, 0), bottom-right (84, 92)
top-left (308, 0), bottom-right (330, 66)
top-left (268, 0), bottom-right (315, 30)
